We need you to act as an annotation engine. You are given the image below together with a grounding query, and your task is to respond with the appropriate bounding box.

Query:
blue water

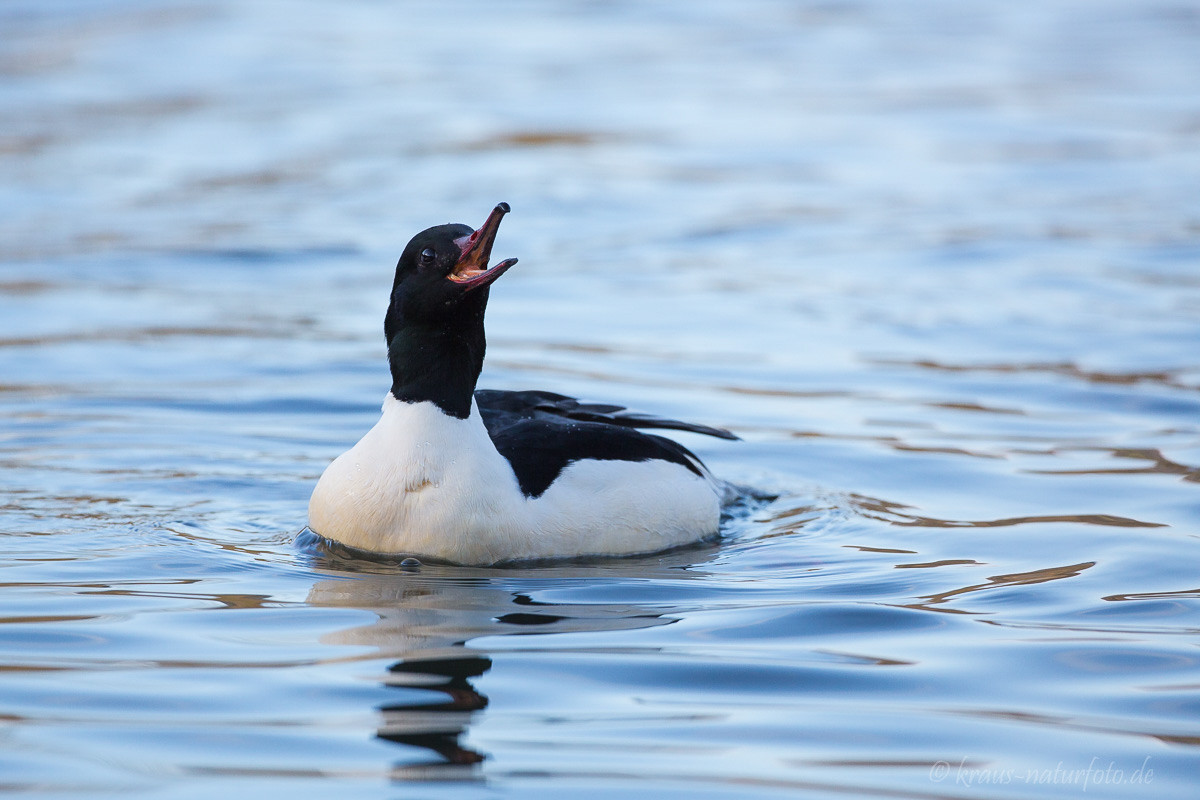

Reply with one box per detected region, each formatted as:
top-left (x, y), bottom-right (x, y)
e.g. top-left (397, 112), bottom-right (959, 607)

top-left (2, 1), bottom-right (1199, 797)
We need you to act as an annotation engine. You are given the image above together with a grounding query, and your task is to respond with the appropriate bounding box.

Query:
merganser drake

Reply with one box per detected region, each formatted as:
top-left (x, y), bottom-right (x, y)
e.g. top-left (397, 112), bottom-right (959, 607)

top-left (308, 203), bottom-right (737, 565)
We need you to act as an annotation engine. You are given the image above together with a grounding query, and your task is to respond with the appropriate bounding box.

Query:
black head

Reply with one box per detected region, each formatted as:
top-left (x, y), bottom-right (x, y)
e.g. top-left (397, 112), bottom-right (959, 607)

top-left (384, 203), bottom-right (518, 417)
top-left (387, 202), bottom-right (518, 326)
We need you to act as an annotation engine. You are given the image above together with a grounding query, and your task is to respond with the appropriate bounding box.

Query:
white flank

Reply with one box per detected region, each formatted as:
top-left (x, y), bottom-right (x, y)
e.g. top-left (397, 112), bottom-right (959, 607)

top-left (308, 394), bottom-right (721, 565)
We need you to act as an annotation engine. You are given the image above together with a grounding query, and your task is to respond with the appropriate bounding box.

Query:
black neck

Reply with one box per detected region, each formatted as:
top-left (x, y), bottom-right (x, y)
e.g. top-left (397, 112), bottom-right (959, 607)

top-left (385, 297), bottom-right (487, 420)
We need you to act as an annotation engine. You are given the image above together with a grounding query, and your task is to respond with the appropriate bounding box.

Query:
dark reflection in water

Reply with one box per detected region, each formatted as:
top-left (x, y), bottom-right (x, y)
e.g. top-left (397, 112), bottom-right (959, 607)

top-left (889, 358), bottom-right (1200, 393)
top-left (304, 569), bottom-right (501, 777)
top-left (905, 561), bottom-right (1096, 614)
top-left (847, 495), bottom-right (1168, 529)
top-left (305, 561), bottom-right (691, 782)
top-left (1031, 447), bottom-right (1200, 483)
top-left (308, 571), bottom-right (502, 776)
top-left (380, 655), bottom-right (492, 772)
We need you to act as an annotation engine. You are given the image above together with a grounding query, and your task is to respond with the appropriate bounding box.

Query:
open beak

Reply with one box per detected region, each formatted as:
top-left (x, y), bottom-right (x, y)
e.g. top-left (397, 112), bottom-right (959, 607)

top-left (449, 202), bottom-right (518, 291)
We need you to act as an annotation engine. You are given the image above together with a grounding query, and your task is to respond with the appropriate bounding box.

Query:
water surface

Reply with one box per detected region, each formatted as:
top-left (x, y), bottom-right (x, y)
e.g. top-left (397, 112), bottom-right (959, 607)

top-left (2, 1), bottom-right (1199, 797)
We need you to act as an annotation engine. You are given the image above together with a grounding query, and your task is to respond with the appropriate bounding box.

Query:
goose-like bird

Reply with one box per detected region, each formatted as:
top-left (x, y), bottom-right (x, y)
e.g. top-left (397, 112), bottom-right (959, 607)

top-left (308, 203), bottom-right (737, 565)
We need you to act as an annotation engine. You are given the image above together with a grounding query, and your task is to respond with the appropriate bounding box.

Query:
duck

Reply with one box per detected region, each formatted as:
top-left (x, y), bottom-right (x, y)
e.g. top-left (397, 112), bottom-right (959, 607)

top-left (307, 203), bottom-right (737, 565)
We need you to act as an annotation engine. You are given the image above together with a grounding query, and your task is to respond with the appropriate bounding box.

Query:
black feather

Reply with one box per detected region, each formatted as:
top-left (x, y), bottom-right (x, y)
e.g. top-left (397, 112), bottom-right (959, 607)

top-left (476, 389), bottom-right (736, 498)
top-left (476, 389), bottom-right (739, 440)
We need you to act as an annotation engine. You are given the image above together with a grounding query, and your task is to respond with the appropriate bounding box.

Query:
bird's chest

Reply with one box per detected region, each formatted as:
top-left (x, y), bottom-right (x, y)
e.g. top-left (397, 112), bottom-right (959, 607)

top-left (358, 406), bottom-right (513, 505)
top-left (308, 398), bottom-right (524, 550)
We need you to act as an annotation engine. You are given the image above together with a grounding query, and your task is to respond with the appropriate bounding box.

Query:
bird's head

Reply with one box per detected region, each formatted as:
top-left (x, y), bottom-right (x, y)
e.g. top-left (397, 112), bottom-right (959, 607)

top-left (387, 202), bottom-right (518, 326)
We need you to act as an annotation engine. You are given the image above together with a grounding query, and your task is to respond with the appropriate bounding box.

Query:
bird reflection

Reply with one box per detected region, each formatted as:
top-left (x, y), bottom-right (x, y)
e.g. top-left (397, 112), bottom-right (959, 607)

top-left (306, 570), bottom-right (508, 778)
top-left (377, 655), bottom-right (492, 769)
top-left (302, 542), bottom-right (711, 780)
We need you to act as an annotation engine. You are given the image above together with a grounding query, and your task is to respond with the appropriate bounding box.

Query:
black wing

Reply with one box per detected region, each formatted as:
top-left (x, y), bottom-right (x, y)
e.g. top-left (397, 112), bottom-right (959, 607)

top-left (475, 389), bottom-right (738, 441)
top-left (475, 389), bottom-right (737, 498)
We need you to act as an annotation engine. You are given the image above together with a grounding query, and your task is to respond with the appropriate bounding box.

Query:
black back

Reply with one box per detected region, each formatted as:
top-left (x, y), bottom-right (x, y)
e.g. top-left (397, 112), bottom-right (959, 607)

top-left (476, 389), bottom-right (737, 498)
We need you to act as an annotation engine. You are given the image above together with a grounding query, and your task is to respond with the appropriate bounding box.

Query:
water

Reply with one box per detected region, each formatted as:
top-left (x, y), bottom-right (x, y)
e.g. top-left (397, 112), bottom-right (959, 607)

top-left (2, 0), bottom-right (1199, 796)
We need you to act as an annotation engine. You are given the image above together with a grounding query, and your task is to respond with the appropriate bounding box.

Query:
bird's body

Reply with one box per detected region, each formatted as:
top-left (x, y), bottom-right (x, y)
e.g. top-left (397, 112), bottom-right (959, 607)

top-left (309, 392), bottom-right (724, 564)
top-left (307, 204), bottom-right (735, 565)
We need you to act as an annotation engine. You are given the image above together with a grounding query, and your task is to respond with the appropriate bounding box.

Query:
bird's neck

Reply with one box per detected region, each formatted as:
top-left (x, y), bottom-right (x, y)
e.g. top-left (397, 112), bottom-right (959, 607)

top-left (386, 315), bottom-right (486, 420)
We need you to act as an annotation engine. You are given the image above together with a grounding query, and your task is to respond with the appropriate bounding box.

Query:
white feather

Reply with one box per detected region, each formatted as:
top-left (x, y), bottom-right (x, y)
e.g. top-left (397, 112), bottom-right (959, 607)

top-left (308, 394), bottom-right (721, 564)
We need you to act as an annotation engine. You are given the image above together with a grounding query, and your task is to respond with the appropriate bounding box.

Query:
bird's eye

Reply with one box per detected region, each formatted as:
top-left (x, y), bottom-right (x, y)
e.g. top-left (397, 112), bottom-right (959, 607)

top-left (420, 247), bottom-right (436, 264)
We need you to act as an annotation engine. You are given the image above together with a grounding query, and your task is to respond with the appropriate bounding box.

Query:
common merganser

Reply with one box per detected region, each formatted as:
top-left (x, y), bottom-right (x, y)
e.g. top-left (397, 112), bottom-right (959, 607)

top-left (307, 203), bottom-right (737, 565)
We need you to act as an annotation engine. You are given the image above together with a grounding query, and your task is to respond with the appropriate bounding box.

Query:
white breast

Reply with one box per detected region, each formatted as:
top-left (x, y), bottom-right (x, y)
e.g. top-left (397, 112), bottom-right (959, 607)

top-left (307, 394), bottom-right (721, 565)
